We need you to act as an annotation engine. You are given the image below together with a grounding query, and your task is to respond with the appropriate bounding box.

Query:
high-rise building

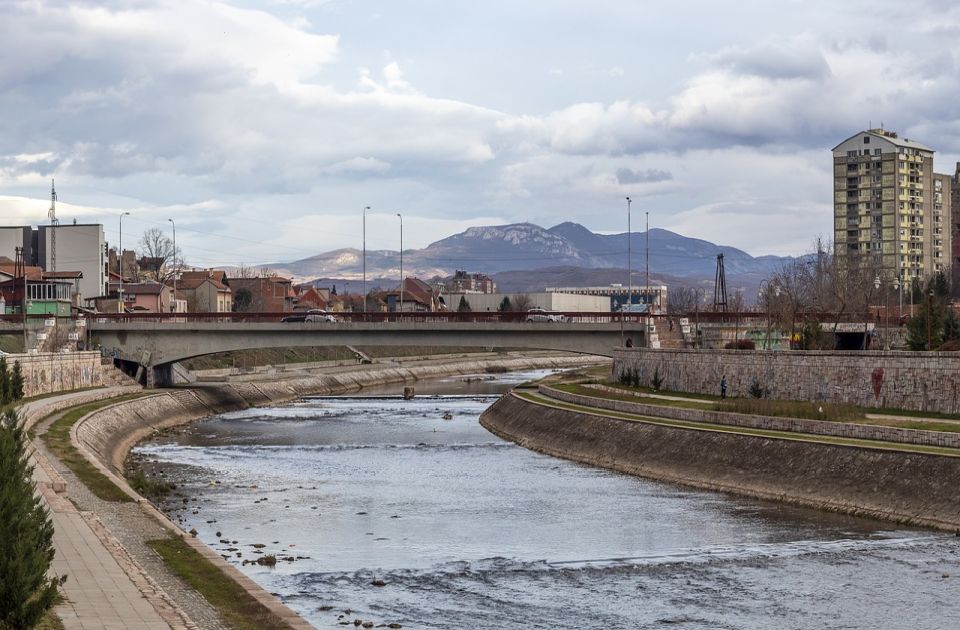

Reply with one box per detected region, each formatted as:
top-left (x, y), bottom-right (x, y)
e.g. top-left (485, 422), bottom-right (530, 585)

top-left (0, 223), bottom-right (107, 302)
top-left (952, 163), bottom-right (960, 293)
top-left (832, 129), bottom-right (953, 284)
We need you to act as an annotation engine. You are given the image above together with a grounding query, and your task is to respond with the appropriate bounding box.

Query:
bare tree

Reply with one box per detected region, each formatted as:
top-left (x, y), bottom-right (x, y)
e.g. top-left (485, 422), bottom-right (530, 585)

top-left (137, 228), bottom-right (180, 282)
top-left (511, 294), bottom-right (534, 311)
top-left (666, 286), bottom-right (698, 315)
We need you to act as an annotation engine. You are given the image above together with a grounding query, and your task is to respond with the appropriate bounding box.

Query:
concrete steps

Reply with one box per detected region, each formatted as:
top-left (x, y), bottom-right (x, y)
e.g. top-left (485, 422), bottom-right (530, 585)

top-left (653, 318), bottom-right (686, 349)
top-left (100, 359), bottom-right (140, 388)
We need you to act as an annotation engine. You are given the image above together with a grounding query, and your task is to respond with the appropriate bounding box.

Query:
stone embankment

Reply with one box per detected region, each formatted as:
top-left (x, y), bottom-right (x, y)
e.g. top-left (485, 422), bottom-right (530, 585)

top-left (614, 347), bottom-right (960, 414)
top-left (481, 391), bottom-right (960, 531)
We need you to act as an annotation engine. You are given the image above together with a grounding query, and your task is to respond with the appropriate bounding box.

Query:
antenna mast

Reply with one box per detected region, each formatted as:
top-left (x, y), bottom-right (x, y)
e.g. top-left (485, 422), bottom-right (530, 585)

top-left (47, 179), bottom-right (59, 274)
top-left (713, 253), bottom-right (728, 312)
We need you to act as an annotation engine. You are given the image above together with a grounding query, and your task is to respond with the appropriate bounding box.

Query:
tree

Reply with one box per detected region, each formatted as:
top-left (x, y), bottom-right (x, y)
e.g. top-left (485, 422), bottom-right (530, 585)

top-left (511, 294), bottom-right (534, 312)
top-left (0, 357), bottom-right (9, 405)
top-left (137, 228), bottom-right (180, 282)
top-left (457, 296), bottom-right (472, 312)
top-left (9, 362), bottom-right (24, 402)
top-left (498, 296), bottom-right (512, 312)
top-left (0, 410), bottom-right (64, 628)
top-left (232, 288), bottom-right (253, 312)
top-left (667, 286), bottom-right (698, 315)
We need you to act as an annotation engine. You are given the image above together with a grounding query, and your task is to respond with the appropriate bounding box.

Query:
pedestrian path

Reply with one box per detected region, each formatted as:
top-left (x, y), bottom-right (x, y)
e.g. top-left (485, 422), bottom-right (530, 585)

top-left (20, 387), bottom-right (186, 630)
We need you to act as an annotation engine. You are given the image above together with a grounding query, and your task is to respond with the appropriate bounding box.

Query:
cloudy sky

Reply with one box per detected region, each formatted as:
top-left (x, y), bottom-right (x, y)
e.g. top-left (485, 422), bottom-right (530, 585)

top-left (1, 0), bottom-right (959, 267)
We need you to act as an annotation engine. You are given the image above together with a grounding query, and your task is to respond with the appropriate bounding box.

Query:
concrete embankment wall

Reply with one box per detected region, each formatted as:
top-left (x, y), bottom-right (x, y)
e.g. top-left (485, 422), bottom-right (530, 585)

top-left (480, 393), bottom-right (960, 531)
top-left (5, 351), bottom-right (103, 398)
top-left (614, 347), bottom-right (960, 414)
top-left (75, 354), bottom-right (604, 476)
top-left (544, 385), bottom-right (960, 449)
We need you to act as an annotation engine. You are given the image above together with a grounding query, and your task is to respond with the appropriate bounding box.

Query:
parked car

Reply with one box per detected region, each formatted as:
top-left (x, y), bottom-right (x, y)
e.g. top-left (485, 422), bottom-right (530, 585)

top-left (526, 308), bottom-right (567, 323)
top-left (281, 309), bottom-right (339, 323)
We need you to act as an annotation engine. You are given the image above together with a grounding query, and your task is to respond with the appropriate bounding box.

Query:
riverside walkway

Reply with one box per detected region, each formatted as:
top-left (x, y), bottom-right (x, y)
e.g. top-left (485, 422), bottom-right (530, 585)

top-left (21, 388), bottom-right (192, 630)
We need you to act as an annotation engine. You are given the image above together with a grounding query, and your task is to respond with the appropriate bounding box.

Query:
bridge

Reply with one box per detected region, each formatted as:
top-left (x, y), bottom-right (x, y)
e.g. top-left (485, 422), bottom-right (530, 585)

top-left (89, 312), bottom-right (646, 387)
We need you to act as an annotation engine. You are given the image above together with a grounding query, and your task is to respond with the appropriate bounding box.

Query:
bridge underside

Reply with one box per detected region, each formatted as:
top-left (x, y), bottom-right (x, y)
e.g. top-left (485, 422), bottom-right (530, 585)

top-left (92, 322), bottom-right (645, 387)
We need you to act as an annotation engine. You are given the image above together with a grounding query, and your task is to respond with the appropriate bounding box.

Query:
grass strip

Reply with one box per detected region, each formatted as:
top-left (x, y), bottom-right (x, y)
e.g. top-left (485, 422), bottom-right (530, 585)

top-left (41, 394), bottom-right (150, 502)
top-left (555, 384), bottom-right (715, 411)
top-left (514, 391), bottom-right (960, 458)
top-left (146, 537), bottom-right (293, 630)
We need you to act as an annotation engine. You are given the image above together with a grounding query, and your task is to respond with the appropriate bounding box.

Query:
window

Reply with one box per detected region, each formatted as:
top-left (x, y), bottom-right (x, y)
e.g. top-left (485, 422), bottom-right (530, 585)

top-left (864, 136), bottom-right (871, 144)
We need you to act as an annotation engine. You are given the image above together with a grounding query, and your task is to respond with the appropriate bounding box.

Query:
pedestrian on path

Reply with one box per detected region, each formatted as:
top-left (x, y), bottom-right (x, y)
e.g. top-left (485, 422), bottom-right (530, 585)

top-left (720, 375), bottom-right (728, 399)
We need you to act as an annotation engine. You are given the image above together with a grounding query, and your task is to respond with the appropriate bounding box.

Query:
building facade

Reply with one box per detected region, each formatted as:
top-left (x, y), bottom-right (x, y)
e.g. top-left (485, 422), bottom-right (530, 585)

top-left (832, 129), bottom-right (954, 284)
top-left (0, 224), bottom-right (107, 303)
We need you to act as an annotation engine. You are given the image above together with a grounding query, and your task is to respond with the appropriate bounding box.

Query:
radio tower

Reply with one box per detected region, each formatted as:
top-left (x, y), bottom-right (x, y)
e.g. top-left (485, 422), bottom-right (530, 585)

top-left (48, 179), bottom-right (59, 274)
top-left (713, 253), bottom-right (728, 312)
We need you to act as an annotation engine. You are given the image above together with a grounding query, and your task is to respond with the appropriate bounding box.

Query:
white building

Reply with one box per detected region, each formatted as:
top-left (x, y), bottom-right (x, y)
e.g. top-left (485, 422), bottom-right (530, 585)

top-left (445, 291), bottom-right (610, 312)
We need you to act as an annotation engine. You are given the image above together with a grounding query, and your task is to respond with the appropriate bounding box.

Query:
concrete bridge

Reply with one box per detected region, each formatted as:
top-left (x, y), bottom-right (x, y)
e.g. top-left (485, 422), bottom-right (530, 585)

top-left (90, 318), bottom-right (645, 387)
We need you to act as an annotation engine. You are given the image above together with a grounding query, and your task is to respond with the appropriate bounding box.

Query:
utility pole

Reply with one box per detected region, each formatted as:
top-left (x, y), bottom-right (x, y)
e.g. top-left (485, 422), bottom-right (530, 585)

top-left (645, 210), bottom-right (650, 312)
top-left (119, 212), bottom-right (130, 314)
top-left (363, 206), bottom-right (369, 313)
top-left (713, 253), bottom-right (728, 312)
top-left (168, 218), bottom-right (176, 312)
top-left (396, 212), bottom-right (403, 314)
top-left (16, 246), bottom-right (26, 351)
top-left (48, 179), bottom-right (58, 274)
top-left (626, 197), bottom-right (632, 312)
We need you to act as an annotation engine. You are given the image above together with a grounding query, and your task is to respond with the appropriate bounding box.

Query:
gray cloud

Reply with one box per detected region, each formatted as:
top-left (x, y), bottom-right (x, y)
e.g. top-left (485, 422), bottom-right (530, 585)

top-left (615, 168), bottom-right (672, 184)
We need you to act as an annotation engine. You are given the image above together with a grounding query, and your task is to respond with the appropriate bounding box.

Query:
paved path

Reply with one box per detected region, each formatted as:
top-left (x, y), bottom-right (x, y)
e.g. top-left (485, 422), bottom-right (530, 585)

top-left (21, 387), bottom-right (189, 630)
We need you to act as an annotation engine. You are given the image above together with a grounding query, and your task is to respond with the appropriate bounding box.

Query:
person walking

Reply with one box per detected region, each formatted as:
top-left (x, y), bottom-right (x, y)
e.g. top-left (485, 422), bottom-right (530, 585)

top-left (720, 375), bottom-right (728, 399)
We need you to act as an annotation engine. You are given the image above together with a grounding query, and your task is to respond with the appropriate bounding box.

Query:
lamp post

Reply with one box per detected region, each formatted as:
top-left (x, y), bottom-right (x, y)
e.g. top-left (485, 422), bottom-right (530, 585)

top-left (694, 287), bottom-right (706, 349)
top-left (119, 211), bottom-right (130, 314)
top-left (928, 288), bottom-right (934, 351)
top-left (645, 210), bottom-right (650, 313)
top-left (869, 275), bottom-right (880, 351)
top-left (758, 280), bottom-right (770, 350)
top-left (626, 196), bottom-right (632, 312)
top-left (396, 212), bottom-right (403, 314)
top-left (363, 206), bottom-right (370, 313)
top-left (167, 218), bottom-right (176, 312)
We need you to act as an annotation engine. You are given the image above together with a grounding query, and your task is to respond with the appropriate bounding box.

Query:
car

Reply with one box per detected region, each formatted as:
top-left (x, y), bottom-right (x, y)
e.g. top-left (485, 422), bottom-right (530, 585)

top-left (281, 309), bottom-right (339, 323)
top-left (525, 307), bottom-right (567, 323)
top-left (305, 309), bottom-right (339, 323)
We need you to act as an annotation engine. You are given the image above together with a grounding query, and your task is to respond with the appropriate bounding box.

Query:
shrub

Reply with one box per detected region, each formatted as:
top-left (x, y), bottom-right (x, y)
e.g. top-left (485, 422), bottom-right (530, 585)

top-left (724, 339), bottom-right (756, 350)
top-left (10, 361), bottom-right (24, 402)
top-left (748, 378), bottom-right (767, 399)
top-left (938, 339), bottom-right (960, 352)
top-left (651, 367), bottom-right (664, 391)
top-left (0, 410), bottom-right (65, 628)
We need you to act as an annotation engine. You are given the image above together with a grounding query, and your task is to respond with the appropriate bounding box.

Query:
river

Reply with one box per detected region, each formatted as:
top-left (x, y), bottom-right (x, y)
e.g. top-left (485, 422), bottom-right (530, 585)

top-left (133, 369), bottom-right (960, 629)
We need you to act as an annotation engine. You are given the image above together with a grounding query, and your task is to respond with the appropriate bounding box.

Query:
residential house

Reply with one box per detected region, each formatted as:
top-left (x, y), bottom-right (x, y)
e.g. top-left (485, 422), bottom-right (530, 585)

top-left (104, 281), bottom-right (174, 313)
top-left (178, 270), bottom-right (233, 312)
top-left (386, 277), bottom-right (444, 312)
top-left (293, 286), bottom-right (328, 311)
top-left (0, 259), bottom-right (83, 315)
top-left (227, 275), bottom-right (295, 312)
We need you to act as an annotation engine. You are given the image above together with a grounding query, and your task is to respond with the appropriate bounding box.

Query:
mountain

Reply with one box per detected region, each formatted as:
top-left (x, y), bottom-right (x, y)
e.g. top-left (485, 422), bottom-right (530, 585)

top-left (261, 221), bottom-right (795, 290)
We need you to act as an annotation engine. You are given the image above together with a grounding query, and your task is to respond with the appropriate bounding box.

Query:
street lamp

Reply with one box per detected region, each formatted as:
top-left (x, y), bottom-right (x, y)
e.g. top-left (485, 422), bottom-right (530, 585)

top-left (928, 288), bottom-right (935, 351)
top-left (758, 280), bottom-right (780, 350)
top-left (868, 275), bottom-right (880, 351)
top-left (694, 287), bottom-right (706, 349)
top-left (363, 206), bottom-right (370, 314)
top-left (118, 211), bottom-right (130, 314)
top-left (396, 212), bottom-right (403, 314)
top-left (626, 197), bottom-right (632, 312)
top-left (168, 218), bottom-right (176, 312)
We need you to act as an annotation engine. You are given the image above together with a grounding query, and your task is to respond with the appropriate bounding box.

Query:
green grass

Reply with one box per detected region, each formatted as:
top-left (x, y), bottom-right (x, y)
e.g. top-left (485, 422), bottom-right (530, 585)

top-left (604, 381), bottom-right (725, 402)
top-left (146, 537), bottom-right (294, 630)
top-left (514, 391), bottom-right (960, 457)
top-left (0, 333), bottom-right (25, 354)
top-left (41, 394), bottom-right (151, 502)
top-left (555, 383), bottom-right (714, 411)
top-left (557, 381), bottom-right (960, 434)
top-left (183, 345), bottom-right (511, 370)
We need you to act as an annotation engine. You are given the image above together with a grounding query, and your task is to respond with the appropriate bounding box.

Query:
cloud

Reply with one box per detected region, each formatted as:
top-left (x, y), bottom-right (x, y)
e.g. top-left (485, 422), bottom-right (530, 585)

top-left (615, 168), bottom-right (673, 184)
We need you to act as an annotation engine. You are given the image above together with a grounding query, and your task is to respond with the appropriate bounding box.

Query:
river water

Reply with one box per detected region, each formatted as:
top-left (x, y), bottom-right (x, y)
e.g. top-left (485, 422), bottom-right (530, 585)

top-left (134, 370), bottom-right (960, 629)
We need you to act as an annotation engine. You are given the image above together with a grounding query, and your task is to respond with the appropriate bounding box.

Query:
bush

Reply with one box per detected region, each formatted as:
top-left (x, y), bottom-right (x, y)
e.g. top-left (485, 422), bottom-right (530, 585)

top-left (651, 367), bottom-right (664, 391)
top-left (749, 378), bottom-right (767, 399)
top-left (724, 339), bottom-right (756, 350)
top-left (10, 361), bottom-right (24, 402)
top-left (0, 410), bottom-right (65, 628)
top-left (938, 339), bottom-right (960, 351)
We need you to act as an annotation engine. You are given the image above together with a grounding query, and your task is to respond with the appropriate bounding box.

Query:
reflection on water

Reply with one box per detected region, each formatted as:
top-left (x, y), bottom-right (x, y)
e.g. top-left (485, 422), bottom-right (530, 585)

top-left (135, 370), bottom-right (960, 629)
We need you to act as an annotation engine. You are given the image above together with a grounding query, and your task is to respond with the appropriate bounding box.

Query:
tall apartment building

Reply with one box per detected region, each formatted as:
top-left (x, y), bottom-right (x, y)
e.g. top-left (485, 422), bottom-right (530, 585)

top-left (832, 129), bottom-right (953, 284)
top-left (0, 223), bottom-right (107, 302)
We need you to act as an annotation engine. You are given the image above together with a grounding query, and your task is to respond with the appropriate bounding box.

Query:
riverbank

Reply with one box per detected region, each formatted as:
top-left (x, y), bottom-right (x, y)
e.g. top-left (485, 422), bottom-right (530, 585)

top-left (480, 390), bottom-right (960, 532)
top-left (35, 353), bottom-right (601, 628)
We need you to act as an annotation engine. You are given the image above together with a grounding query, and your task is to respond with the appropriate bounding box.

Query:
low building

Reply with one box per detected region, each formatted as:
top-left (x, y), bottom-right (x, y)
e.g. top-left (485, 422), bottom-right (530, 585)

top-left (385, 277), bottom-right (444, 312)
top-left (178, 270), bottom-right (233, 312)
top-left (226, 275), bottom-right (294, 312)
top-left (546, 284), bottom-right (668, 313)
top-left (103, 281), bottom-right (174, 313)
top-left (444, 291), bottom-right (610, 313)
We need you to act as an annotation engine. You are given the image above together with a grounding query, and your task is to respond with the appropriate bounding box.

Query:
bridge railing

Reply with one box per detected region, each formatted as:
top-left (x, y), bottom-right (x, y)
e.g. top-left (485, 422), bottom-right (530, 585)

top-left (77, 311), bottom-right (650, 324)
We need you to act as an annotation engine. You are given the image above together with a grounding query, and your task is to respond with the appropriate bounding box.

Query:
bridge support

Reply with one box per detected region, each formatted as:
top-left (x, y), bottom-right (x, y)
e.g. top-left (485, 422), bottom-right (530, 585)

top-left (146, 364), bottom-right (174, 389)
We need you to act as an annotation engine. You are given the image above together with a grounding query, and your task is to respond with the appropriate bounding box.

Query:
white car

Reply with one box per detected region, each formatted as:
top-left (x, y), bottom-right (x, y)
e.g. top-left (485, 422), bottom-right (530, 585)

top-left (305, 309), bottom-right (339, 323)
top-left (526, 308), bottom-right (567, 323)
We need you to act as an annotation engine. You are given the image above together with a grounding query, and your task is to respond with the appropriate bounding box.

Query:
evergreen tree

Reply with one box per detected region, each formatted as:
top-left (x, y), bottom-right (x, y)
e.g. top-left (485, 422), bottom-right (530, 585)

top-left (906, 297), bottom-right (945, 350)
top-left (457, 296), bottom-right (472, 312)
top-left (498, 296), bottom-right (512, 312)
top-left (0, 410), bottom-right (64, 628)
top-left (944, 309), bottom-right (960, 344)
top-left (0, 357), bottom-right (9, 405)
top-left (10, 362), bottom-right (24, 402)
